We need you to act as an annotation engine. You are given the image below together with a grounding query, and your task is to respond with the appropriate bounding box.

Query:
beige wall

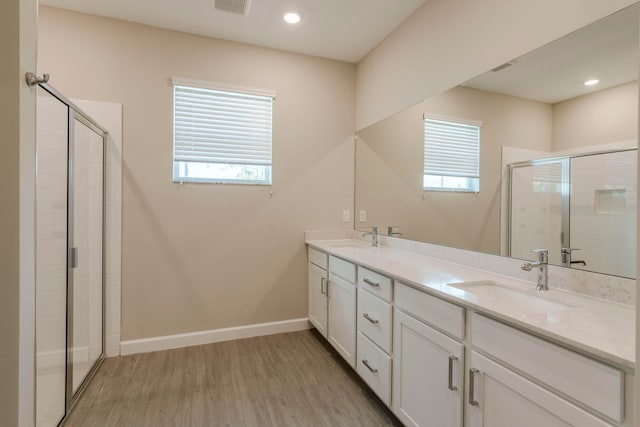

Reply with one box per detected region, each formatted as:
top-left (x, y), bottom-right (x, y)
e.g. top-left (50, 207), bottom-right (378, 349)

top-left (38, 7), bottom-right (356, 341)
top-left (1, 0), bottom-right (37, 424)
top-left (356, 86), bottom-right (551, 254)
top-left (552, 81), bottom-right (638, 151)
top-left (356, 0), bottom-right (637, 130)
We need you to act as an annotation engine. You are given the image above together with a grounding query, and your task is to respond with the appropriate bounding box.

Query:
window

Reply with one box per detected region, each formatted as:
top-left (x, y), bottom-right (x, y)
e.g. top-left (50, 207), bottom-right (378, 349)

top-left (423, 115), bottom-right (481, 192)
top-left (532, 162), bottom-right (562, 193)
top-left (172, 78), bottom-right (274, 184)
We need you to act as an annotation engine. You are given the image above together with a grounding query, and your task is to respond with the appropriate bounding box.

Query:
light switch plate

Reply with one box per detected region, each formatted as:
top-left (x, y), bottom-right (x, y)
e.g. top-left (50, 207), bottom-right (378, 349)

top-left (359, 210), bottom-right (366, 222)
top-left (342, 210), bottom-right (350, 222)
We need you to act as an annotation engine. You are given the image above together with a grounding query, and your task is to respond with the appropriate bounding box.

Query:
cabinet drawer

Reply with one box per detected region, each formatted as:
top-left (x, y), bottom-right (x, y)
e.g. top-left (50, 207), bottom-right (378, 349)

top-left (357, 266), bottom-right (392, 302)
top-left (308, 247), bottom-right (328, 270)
top-left (395, 282), bottom-right (464, 340)
top-left (471, 313), bottom-right (624, 422)
top-left (357, 288), bottom-right (392, 353)
top-left (357, 332), bottom-right (392, 406)
top-left (329, 255), bottom-right (356, 283)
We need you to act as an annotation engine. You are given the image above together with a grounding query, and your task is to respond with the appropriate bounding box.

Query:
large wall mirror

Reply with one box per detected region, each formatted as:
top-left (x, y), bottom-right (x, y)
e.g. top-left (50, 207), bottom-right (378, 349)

top-left (355, 3), bottom-right (639, 279)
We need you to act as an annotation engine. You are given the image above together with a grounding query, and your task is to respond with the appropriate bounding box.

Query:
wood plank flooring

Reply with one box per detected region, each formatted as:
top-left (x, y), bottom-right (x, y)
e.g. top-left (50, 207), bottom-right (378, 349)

top-left (64, 329), bottom-right (403, 426)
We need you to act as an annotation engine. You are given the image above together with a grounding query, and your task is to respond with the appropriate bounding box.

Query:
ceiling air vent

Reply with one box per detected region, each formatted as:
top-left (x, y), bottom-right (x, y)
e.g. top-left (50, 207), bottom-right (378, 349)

top-left (491, 61), bottom-right (517, 72)
top-left (215, 0), bottom-right (252, 15)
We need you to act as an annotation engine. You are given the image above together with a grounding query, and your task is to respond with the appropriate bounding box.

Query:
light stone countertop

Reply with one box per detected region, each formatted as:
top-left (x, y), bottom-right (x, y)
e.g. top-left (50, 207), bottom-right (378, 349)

top-left (306, 239), bottom-right (635, 370)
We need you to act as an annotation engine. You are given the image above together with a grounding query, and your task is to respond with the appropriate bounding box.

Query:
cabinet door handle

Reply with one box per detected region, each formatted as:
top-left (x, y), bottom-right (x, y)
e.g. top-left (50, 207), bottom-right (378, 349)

top-left (320, 277), bottom-right (326, 295)
top-left (468, 368), bottom-right (480, 406)
top-left (362, 359), bottom-right (378, 373)
top-left (362, 313), bottom-right (379, 324)
top-left (363, 278), bottom-right (380, 287)
top-left (448, 355), bottom-right (458, 391)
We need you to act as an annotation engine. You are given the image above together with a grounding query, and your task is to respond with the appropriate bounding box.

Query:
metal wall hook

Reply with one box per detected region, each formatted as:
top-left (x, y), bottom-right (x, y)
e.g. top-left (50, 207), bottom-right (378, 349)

top-left (25, 72), bottom-right (50, 86)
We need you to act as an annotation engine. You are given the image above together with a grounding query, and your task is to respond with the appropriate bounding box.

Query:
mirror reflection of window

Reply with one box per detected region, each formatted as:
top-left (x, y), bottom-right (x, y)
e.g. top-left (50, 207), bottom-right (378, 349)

top-left (423, 115), bottom-right (481, 193)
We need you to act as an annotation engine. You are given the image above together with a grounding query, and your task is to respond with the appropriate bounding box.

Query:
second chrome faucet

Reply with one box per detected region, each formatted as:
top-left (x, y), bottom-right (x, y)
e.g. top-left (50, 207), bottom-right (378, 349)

top-left (363, 226), bottom-right (378, 247)
top-left (521, 249), bottom-right (549, 290)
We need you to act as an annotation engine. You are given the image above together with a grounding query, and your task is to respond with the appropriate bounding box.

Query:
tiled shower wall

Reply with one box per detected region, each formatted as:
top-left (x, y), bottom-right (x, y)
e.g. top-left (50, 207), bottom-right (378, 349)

top-left (36, 94), bottom-right (68, 378)
top-left (570, 151), bottom-right (637, 279)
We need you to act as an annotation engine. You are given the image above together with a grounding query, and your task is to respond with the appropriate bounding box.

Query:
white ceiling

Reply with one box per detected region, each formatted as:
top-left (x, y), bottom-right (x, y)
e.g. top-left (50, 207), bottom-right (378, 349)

top-left (465, 4), bottom-right (639, 104)
top-left (39, 0), bottom-right (427, 63)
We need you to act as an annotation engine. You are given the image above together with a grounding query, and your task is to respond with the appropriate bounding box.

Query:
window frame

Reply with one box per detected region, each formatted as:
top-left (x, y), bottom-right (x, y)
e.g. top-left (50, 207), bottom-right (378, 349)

top-left (172, 77), bottom-right (275, 186)
top-left (423, 114), bottom-right (482, 193)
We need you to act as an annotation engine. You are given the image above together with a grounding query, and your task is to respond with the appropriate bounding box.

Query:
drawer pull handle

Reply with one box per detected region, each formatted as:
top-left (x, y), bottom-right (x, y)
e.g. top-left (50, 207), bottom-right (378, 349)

top-left (362, 359), bottom-right (378, 373)
top-left (448, 355), bottom-right (458, 391)
top-left (469, 368), bottom-right (480, 406)
top-left (363, 278), bottom-right (380, 287)
top-left (362, 313), bottom-right (379, 324)
top-left (320, 277), bottom-right (326, 295)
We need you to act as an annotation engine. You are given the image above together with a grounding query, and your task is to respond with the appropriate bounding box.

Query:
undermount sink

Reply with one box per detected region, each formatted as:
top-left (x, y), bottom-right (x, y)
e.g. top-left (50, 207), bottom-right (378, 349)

top-left (448, 281), bottom-right (577, 313)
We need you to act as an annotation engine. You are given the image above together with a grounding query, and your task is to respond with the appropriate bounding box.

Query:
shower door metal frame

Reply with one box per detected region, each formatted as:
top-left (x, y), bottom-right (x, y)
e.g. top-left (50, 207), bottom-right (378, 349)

top-left (36, 82), bottom-right (108, 426)
top-left (65, 109), bottom-right (107, 414)
top-left (507, 147), bottom-right (637, 264)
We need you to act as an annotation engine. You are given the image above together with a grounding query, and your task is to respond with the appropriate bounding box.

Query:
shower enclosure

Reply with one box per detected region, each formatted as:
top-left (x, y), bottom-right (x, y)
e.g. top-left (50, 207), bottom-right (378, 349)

top-left (35, 81), bottom-right (107, 427)
top-left (508, 148), bottom-right (637, 278)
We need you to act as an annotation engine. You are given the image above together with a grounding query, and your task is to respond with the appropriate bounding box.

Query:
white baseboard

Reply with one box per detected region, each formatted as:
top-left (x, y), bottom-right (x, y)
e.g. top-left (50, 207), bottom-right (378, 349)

top-left (120, 318), bottom-right (310, 356)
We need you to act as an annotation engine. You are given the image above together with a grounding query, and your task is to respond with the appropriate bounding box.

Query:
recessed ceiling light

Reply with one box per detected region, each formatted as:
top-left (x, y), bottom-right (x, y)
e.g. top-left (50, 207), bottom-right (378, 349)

top-left (284, 11), bottom-right (302, 24)
top-left (584, 79), bottom-right (600, 86)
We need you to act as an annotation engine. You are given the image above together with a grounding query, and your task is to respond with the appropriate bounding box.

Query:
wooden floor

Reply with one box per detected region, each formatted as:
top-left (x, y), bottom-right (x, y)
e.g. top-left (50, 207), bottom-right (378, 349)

top-left (65, 329), bottom-right (403, 426)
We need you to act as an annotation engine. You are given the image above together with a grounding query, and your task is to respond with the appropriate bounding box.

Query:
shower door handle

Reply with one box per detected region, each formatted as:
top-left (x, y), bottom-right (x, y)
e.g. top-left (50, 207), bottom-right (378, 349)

top-left (70, 247), bottom-right (79, 268)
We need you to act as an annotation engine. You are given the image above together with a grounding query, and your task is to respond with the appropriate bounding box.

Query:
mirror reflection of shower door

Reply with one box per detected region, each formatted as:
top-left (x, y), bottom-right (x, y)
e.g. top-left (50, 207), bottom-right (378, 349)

top-left (69, 114), bottom-right (104, 395)
top-left (36, 88), bottom-right (69, 427)
top-left (509, 160), bottom-right (566, 265)
top-left (570, 151), bottom-right (637, 278)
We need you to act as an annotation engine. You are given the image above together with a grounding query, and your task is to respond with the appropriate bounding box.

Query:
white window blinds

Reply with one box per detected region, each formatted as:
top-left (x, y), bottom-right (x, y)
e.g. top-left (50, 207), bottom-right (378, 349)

top-left (424, 116), bottom-right (481, 192)
top-left (173, 79), bottom-right (274, 184)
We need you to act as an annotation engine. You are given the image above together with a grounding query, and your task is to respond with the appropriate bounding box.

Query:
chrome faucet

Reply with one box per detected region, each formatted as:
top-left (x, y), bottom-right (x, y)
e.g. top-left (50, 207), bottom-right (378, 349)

top-left (387, 226), bottom-right (402, 238)
top-left (521, 249), bottom-right (549, 291)
top-left (363, 226), bottom-right (378, 247)
top-left (561, 247), bottom-right (587, 268)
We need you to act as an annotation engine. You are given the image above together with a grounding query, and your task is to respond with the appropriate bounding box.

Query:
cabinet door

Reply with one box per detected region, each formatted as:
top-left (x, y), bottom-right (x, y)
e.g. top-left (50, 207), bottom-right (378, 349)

top-left (308, 262), bottom-right (328, 338)
top-left (393, 309), bottom-right (463, 427)
top-left (467, 351), bottom-right (613, 427)
top-left (328, 274), bottom-right (357, 368)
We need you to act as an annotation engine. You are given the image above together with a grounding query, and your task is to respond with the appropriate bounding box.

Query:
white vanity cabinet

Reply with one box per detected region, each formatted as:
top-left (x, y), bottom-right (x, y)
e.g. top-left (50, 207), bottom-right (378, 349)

top-left (327, 255), bottom-right (357, 367)
top-left (467, 313), bottom-right (631, 427)
top-left (356, 266), bottom-right (394, 405)
top-left (393, 282), bottom-right (465, 427)
top-left (307, 249), bottom-right (357, 367)
top-left (306, 242), bottom-right (634, 427)
top-left (307, 247), bottom-right (328, 338)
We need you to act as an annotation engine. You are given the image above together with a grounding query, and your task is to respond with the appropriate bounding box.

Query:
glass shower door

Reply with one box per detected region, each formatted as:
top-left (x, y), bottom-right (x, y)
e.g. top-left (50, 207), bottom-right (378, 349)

top-left (509, 160), bottom-right (565, 265)
top-left (36, 82), bottom-right (107, 427)
top-left (69, 114), bottom-right (105, 395)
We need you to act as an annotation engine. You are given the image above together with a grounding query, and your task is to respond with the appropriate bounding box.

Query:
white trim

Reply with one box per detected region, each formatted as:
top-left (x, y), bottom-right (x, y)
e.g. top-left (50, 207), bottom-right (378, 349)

top-left (171, 76), bottom-right (276, 99)
top-left (120, 318), bottom-right (310, 356)
top-left (423, 113), bottom-right (483, 128)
